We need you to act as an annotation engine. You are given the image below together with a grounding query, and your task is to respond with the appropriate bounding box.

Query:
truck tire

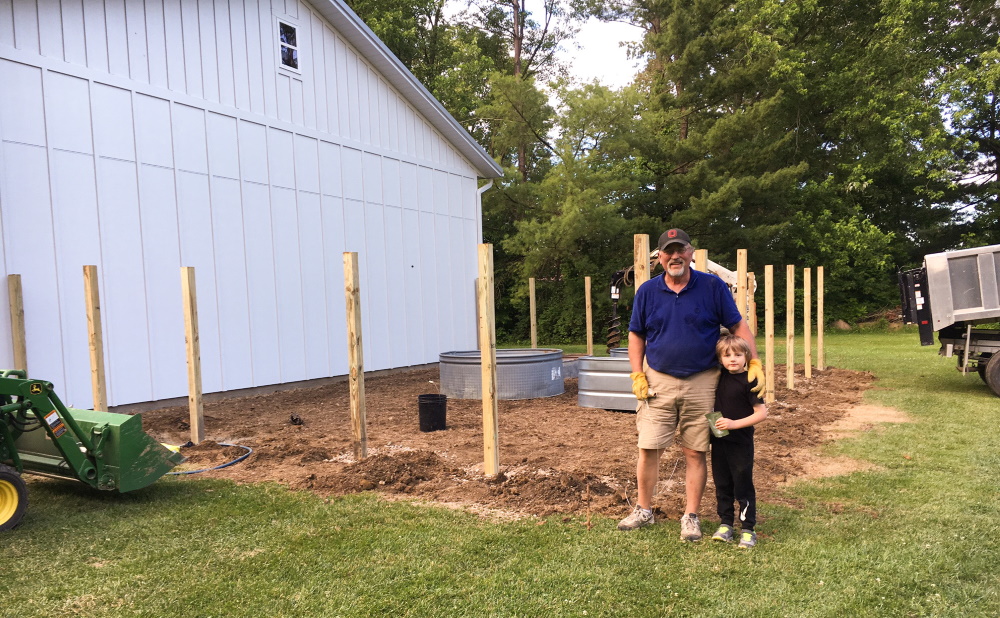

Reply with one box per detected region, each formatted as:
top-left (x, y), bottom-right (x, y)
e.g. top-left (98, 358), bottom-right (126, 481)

top-left (985, 354), bottom-right (1000, 398)
top-left (0, 464), bottom-right (27, 531)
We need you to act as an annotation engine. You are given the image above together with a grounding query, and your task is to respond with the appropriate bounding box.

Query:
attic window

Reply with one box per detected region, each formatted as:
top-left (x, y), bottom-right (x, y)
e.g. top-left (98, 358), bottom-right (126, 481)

top-left (278, 20), bottom-right (299, 71)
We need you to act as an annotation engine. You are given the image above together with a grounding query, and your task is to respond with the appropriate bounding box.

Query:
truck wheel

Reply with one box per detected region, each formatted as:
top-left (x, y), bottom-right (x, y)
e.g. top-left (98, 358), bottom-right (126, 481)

top-left (979, 357), bottom-right (990, 384)
top-left (0, 464), bottom-right (27, 531)
top-left (984, 354), bottom-right (1000, 398)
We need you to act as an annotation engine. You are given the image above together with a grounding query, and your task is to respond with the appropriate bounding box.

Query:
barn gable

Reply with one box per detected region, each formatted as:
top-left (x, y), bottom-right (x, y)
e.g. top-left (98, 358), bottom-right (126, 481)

top-left (0, 0), bottom-right (501, 407)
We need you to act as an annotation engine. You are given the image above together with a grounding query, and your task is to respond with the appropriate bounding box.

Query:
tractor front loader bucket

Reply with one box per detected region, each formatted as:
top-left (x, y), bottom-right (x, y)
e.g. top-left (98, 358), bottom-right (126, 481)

top-left (0, 370), bottom-right (184, 531)
top-left (12, 407), bottom-right (185, 492)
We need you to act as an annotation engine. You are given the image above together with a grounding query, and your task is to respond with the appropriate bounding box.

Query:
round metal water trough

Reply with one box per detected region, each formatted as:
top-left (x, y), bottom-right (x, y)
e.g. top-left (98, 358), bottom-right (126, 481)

top-left (439, 349), bottom-right (564, 400)
top-left (577, 356), bottom-right (636, 412)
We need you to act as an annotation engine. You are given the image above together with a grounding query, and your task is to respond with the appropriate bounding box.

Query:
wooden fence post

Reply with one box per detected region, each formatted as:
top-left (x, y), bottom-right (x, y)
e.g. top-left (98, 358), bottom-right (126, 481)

top-left (748, 272), bottom-right (758, 335)
top-left (478, 244), bottom-right (500, 477)
top-left (736, 249), bottom-right (748, 322)
top-left (585, 276), bottom-right (593, 356)
top-left (817, 266), bottom-right (825, 370)
top-left (695, 249), bottom-right (708, 273)
top-left (804, 267), bottom-right (812, 379)
top-left (786, 265), bottom-right (795, 390)
top-left (343, 253), bottom-right (368, 460)
top-left (83, 266), bottom-right (108, 412)
top-left (7, 275), bottom-right (26, 372)
top-left (634, 235), bottom-right (650, 289)
top-left (180, 267), bottom-right (205, 444)
top-left (529, 277), bottom-right (537, 348)
top-left (764, 265), bottom-right (775, 403)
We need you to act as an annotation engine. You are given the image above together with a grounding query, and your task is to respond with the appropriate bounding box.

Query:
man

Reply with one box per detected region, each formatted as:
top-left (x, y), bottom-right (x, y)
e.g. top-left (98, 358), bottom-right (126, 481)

top-left (617, 229), bottom-right (764, 540)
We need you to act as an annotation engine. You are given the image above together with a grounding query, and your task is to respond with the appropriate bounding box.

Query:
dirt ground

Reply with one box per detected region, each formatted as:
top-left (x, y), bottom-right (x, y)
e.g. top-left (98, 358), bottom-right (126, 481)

top-left (141, 362), bottom-right (901, 524)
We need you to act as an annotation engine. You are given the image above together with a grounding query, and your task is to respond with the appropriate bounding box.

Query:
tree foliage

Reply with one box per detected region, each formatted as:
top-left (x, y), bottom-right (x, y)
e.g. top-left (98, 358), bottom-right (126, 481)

top-left (348, 0), bottom-right (999, 340)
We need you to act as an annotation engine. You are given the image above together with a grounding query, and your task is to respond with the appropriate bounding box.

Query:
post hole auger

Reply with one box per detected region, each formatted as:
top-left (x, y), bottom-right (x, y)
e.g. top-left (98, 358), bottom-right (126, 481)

top-left (0, 370), bottom-right (185, 531)
top-left (607, 268), bottom-right (632, 354)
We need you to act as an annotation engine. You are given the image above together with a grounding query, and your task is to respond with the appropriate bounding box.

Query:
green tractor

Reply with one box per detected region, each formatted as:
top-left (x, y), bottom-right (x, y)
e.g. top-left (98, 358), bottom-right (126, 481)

top-left (0, 370), bottom-right (184, 531)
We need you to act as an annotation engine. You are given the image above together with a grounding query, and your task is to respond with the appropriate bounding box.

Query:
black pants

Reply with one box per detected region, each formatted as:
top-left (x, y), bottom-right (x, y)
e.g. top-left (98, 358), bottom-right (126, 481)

top-left (711, 440), bottom-right (756, 531)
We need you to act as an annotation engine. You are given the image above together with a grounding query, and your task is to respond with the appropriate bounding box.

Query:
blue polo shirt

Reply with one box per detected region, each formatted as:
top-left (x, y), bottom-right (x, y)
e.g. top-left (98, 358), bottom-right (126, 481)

top-left (629, 269), bottom-right (743, 377)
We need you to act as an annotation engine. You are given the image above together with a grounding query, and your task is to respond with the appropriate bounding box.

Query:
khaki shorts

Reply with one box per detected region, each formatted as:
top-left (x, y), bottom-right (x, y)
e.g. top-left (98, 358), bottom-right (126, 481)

top-left (636, 366), bottom-right (720, 452)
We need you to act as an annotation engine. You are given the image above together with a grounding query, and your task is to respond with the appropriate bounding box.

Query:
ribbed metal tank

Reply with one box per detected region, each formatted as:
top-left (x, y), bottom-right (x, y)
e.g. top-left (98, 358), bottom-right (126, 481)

top-left (577, 356), bottom-right (636, 412)
top-left (439, 348), bottom-right (564, 400)
top-left (609, 347), bottom-right (629, 357)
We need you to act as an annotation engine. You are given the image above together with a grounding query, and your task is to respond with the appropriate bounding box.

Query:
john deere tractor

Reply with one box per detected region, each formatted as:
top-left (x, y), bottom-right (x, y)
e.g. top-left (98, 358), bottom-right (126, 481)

top-left (0, 370), bottom-right (184, 531)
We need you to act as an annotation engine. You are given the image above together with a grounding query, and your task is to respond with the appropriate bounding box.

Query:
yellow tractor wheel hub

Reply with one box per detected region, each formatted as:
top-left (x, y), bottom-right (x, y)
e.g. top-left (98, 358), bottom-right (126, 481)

top-left (0, 479), bottom-right (19, 525)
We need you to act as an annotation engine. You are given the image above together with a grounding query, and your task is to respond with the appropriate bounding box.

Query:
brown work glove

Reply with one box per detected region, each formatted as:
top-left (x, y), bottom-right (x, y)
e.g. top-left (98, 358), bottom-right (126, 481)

top-left (747, 359), bottom-right (765, 394)
top-left (630, 371), bottom-right (650, 400)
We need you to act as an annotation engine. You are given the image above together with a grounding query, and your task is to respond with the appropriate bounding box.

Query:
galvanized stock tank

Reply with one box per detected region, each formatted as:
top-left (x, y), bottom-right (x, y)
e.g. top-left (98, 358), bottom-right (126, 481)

top-left (439, 349), bottom-right (564, 400)
top-left (577, 356), bottom-right (636, 412)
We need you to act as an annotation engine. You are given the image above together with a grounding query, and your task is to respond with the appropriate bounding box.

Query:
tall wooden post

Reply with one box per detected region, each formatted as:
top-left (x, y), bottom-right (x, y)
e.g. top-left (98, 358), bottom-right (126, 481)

top-left (529, 277), bottom-right (537, 348)
top-left (817, 266), bottom-right (825, 370)
top-left (180, 267), bottom-right (205, 444)
top-left (695, 249), bottom-right (708, 273)
top-left (633, 235), bottom-right (650, 289)
top-left (748, 272), bottom-right (758, 335)
top-left (804, 268), bottom-right (812, 379)
top-left (83, 266), bottom-right (108, 412)
top-left (478, 244), bottom-right (500, 477)
top-left (343, 253), bottom-right (368, 460)
top-left (736, 249), bottom-right (748, 322)
top-left (585, 276), bottom-right (593, 356)
top-left (7, 275), bottom-right (27, 372)
top-left (764, 266), bottom-right (775, 403)
top-left (786, 265), bottom-right (795, 390)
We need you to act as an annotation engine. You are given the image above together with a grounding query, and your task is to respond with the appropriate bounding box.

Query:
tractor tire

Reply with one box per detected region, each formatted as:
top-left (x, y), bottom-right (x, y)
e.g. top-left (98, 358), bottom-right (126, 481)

top-left (0, 464), bottom-right (27, 531)
top-left (984, 354), bottom-right (1000, 398)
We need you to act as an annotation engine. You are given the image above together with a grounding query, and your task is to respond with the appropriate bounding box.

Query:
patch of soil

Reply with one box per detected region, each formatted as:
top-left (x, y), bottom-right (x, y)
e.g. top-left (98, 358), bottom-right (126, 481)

top-left (142, 363), bottom-right (896, 521)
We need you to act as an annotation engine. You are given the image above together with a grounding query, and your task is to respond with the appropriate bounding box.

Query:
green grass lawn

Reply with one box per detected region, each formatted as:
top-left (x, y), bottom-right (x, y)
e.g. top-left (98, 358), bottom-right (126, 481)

top-left (2, 330), bottom-right (998, 617)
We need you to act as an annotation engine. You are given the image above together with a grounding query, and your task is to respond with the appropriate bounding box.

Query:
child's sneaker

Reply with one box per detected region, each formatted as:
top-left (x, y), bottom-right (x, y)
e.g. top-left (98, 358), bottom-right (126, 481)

top-left (617, 506), bottom-right (654, 531)
top-left (679, 513), bottom-right (702, 541)
top-left (711, 524), bottom-right (734, 542)
top-left (737, 530), bottom-right (757, 549)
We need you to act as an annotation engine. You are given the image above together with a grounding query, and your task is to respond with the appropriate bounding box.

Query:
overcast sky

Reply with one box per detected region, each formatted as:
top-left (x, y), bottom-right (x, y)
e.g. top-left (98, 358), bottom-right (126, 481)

top-left (562, 15), bottom-right (645, 89)
top-left (444, 1), bottom-right (645, 90)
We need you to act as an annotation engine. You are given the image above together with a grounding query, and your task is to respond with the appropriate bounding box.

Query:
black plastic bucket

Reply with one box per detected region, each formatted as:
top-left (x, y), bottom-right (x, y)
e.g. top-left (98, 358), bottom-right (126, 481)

top-left (418, 394), bottom-right (447, 432)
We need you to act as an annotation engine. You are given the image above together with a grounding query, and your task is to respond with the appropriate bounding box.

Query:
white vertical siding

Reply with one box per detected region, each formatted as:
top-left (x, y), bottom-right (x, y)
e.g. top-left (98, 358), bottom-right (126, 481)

top-left (145, 0), bottom-right (168, 89)
top-left (382, 203), bottom-right (403, 366)
top-left (0, 0), bottom-right (14, 48)
top-left (320, 194), bottom-right (347, 376)
top-left (1, 0), bottom-right (486, 406)
top-left (2, 143), bottom-right (66, 388)
top-left (210, 175), bottom-right (254, 389)
top-left (241, 181), bottom-right (281, 385)
top-left (49, 148), bottom-right (102, 407)
top-left (270, 185), bottom-right (307, 381)
top-left (137, 164), bottom-right (186, 400)
top-left (96, 157), bottom-right (154, 404)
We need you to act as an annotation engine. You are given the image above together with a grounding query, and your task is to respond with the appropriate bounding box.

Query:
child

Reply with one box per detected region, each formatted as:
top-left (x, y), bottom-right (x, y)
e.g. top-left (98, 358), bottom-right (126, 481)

top-left (709, 334), bottom-right (768, 549)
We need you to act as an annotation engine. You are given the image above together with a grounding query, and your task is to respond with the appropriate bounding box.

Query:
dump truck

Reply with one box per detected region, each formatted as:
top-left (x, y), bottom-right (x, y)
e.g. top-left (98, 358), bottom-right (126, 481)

top-left (0, 370), bottom-right (184, 530)
top-left (898, 243), bottom-right (1000, 396)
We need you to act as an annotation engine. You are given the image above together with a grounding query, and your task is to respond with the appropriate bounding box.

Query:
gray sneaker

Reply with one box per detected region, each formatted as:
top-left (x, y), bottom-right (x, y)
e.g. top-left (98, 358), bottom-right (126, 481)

top-left (617, 506), bottom-right (654, 531)
top-left (680, 513), bottom-right (703, 541)
top-left (711, 524), bottom-right (734, 542)
top-left (737, 530), bottom-right (757, 549)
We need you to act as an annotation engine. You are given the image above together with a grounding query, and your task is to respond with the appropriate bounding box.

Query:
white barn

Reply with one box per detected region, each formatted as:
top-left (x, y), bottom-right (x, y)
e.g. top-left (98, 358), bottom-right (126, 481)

top-left (0, 0), bottom-right (503, 408)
